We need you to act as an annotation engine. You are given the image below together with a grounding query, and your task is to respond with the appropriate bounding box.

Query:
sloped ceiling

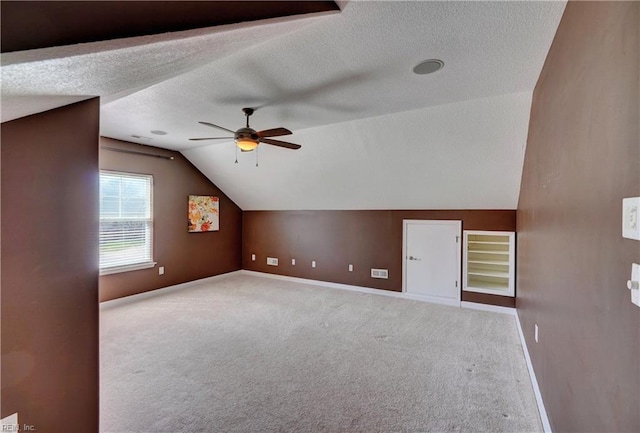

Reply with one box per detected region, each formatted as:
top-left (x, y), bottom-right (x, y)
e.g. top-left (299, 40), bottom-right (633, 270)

top-left (1, 1), bottom-right (566, 210)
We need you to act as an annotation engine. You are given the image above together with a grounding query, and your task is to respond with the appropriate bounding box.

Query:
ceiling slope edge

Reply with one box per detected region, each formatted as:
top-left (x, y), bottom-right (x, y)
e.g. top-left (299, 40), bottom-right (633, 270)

top-left (1, 12), bottom-right (337, 115)
top-left (1, 9), bottom-right (341, 66)
top-left (99, 11), bottom-right (341, 106)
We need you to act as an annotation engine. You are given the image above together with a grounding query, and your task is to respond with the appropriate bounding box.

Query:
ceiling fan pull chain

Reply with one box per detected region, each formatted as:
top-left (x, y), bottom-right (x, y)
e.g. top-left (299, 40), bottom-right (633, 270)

top-left (235, 144), bottom-right (238, 164)
top-left (256, 146), bottom-right (259, 167)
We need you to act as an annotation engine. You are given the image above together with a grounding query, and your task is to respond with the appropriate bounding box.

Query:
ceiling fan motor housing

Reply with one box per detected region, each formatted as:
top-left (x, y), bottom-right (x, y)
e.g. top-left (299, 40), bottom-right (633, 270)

top-left (235, 127), bottom-right (259, 141)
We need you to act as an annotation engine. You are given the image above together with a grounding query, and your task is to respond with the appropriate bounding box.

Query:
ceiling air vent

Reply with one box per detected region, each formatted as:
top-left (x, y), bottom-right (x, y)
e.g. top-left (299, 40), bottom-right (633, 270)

top-left (371, 268), bottom-right (389, 279)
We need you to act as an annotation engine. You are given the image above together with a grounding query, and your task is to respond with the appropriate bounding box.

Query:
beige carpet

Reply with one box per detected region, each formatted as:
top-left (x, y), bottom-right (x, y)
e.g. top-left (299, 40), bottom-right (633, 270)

top-left (100, 274), bottom-right (542, 433)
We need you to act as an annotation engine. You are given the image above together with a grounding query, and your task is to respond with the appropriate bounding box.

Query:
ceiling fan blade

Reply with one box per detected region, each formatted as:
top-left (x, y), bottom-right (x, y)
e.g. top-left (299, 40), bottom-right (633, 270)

top-left (198, 121), bottom-right (236, 134)
top-left (257, 127), bottom-right (292, 138)
top-left (188, 137), bottom-right (233, 141)
top-left (260, 138), bottom-right (301, 150)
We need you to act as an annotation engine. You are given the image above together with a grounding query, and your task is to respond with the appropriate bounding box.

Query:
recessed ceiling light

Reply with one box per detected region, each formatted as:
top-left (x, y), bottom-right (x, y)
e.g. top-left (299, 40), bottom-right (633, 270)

top-left (413, 59), bottom-right (444, 75)
top-left (150, 130), bottom-right (167, 135)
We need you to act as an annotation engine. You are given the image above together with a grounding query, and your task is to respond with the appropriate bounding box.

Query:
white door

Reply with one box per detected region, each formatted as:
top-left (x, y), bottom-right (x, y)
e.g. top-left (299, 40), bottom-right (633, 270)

top-left (403, 220), bottom-right (461, 303)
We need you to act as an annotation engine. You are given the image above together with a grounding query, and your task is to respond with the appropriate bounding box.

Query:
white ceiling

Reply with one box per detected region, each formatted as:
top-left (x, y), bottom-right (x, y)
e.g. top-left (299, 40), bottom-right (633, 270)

top-left (1, 1), bottom-right (566, 210)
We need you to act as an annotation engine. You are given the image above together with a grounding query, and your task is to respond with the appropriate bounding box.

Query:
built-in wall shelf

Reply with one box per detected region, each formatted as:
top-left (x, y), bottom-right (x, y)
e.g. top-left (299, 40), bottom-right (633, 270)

top-left (468, 260), bottom-right (510, 265)
top-left (463, 230), bottom-right (515, 297)
top-left (467, 249), bottom-right (510, 255)
top-left (467, 270), bottom-right (510, 278)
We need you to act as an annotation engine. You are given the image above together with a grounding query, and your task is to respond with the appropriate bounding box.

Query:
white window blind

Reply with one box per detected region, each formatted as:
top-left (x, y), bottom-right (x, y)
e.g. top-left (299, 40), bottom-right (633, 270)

top-left (99, 171), bottom-right (153, 273)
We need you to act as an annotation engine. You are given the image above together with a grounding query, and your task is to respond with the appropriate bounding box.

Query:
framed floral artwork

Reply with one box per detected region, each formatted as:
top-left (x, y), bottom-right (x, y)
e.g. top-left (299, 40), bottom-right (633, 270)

top-left (188, 195), bottom-right (219, 232)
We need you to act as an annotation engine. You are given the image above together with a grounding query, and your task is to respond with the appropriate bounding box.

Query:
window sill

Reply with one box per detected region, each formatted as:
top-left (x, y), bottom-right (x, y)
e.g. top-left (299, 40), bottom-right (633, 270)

top-left (100, 261), bottom-right (156, 276)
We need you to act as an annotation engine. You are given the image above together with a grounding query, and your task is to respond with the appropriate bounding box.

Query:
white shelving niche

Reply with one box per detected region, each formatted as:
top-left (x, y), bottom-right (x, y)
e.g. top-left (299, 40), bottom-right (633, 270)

top-left (463, 230), bottom-right (515, 297)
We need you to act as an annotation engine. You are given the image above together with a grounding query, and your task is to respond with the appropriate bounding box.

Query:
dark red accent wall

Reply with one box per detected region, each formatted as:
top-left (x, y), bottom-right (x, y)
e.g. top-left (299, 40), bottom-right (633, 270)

top-left (1, 99), bottom-right (100, 432)
top-left (243, 210), bottom-right (514, 300)
top-left (517, 2), bottom-right (639, 432)
top-left (99, 137), bottom-right (242, 302)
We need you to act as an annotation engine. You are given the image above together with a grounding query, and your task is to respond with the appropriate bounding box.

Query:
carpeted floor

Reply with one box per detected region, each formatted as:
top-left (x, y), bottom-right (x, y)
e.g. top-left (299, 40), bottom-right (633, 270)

top-left (100, 274), bottom-right (542, 433)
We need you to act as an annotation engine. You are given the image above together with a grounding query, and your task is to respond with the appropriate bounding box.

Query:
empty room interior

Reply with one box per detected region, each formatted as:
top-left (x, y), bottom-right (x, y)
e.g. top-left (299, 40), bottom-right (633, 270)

top-left (1, 1), bottom-right (638, 432)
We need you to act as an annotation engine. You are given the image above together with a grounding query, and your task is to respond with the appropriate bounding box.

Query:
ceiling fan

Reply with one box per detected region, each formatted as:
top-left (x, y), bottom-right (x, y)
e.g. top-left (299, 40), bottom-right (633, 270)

top-left (189, 107), bottom-right (301, 152)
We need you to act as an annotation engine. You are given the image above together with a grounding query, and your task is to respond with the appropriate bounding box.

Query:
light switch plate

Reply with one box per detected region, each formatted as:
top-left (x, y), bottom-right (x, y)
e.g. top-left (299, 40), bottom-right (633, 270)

top-left (622, 197), bottom-right (640, 240)
top-left (631, 263), bottom-right (640, 307)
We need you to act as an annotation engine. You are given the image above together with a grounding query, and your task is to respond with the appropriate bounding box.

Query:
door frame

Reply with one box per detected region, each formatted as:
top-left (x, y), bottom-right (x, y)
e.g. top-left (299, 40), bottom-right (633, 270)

top-left (402, 219), bottom-right (462, 303)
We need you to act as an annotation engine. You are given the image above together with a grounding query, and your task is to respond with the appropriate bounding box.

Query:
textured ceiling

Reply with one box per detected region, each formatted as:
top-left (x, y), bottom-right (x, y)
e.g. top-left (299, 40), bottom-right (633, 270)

top-left (1, 1), bottom-right (566, 210)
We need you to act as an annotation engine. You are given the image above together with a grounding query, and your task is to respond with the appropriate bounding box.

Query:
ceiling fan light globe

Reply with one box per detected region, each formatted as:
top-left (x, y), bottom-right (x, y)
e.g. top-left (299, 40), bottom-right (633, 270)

top-left (236, 139), bottom-right (258, 151)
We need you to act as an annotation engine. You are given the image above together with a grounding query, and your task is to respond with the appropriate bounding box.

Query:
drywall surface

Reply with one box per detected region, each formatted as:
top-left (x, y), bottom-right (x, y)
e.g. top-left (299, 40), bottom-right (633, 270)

top-left (99, 138), bottom-right (242, 301)
top-left (1, 98), bottom-right (100, 432)
top-left (517, 2), bottom-right (639, 431)
top-left (243, 209), bottom-right (515, 298)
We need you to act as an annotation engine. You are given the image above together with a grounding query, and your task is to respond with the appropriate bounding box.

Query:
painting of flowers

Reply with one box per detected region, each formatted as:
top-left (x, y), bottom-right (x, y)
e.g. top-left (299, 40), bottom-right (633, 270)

top-left (188, 195), bottom-right (219, 232)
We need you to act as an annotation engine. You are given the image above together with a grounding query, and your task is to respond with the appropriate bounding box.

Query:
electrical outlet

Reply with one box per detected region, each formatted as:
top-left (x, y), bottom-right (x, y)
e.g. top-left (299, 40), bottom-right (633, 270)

top-left (312, 261), bottom-right (316, 268)
top-left (158, 266), bottom-right (164, 275)
top-left (267, 257), bottom-right (278, 266)
top-left (534, 324), bottom-right (539, 343)
top-left (291, 258), bottom-right (296, 265)
top-left (251, 254), bottom-right (256, 261)
top-left (348, 264), bottom-right (353, 272)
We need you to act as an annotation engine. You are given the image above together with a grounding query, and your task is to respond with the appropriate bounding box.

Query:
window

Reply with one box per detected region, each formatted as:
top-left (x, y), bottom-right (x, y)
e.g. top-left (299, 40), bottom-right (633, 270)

top-left (99, 171), bottom-right (154, 274)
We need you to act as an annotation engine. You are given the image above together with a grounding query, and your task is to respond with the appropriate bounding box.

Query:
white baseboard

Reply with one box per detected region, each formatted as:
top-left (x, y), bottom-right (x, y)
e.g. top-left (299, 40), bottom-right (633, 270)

top-left (242, 271), bottom-right (527, 312)
top-left (516, 311), bottom-right (552, 433)
top-left (461, 301), bottom-right (516, 316)
top-left (100, 270), bottom-right (243, 309)
top-left (240, 269), bottom-right (414, 299)
top-left (242, 270), bottom-right (464, 307)
top-left (403, 292), bottom-right (461, 307)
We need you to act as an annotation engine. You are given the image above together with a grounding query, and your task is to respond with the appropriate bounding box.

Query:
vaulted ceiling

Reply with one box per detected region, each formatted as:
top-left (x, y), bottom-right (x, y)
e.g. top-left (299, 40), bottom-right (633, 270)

top-left (1, 1), bottom-right (566, 210)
